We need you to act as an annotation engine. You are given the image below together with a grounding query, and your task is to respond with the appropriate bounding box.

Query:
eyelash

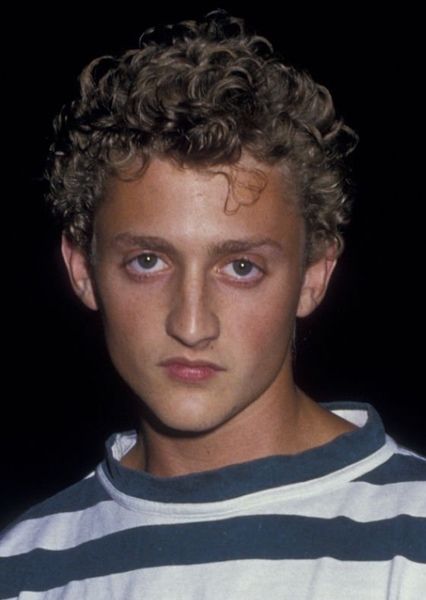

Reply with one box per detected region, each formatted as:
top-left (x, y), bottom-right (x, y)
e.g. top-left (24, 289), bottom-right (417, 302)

top-left (125, 252), bottom-right (264, 283)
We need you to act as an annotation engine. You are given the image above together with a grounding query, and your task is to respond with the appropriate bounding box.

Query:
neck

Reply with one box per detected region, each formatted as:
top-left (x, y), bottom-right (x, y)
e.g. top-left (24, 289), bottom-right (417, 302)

top-left (121, 385), bottom-right (357, 477)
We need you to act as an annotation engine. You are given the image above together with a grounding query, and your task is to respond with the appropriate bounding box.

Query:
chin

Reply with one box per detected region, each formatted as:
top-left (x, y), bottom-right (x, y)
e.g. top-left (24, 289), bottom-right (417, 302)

top-left (142, 403), bottom-right (233, 437)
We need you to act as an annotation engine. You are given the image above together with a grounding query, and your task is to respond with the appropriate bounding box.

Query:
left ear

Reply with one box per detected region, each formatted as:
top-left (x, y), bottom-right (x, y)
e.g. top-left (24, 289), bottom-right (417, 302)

top-left (296, 242), bottom-right (339, 318)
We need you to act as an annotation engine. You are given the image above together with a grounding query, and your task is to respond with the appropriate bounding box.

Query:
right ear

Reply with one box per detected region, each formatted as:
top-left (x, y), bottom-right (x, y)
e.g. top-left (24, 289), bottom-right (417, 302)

top-left (61, 233), bottom-right (98, 311)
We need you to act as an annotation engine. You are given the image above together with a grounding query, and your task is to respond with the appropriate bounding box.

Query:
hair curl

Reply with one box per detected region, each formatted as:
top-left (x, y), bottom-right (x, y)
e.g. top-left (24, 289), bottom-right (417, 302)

top-left (44, 8), bottom-right (359, 266)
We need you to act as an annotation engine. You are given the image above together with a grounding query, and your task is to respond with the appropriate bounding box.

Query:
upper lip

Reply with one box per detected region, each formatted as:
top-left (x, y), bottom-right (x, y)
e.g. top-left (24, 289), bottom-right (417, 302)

top-left (159, 357), bottom-right (226, 371)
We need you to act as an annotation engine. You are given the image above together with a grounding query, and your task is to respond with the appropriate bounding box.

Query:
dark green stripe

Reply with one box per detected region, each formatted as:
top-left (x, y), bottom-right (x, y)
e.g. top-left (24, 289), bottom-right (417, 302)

top-left (355, 453), bottom-right (426, 484)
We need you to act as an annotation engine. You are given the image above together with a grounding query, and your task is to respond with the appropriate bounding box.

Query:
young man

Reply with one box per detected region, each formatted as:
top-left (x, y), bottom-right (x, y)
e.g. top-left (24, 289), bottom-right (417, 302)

top-left (1, 9), bottom-right (425, 599)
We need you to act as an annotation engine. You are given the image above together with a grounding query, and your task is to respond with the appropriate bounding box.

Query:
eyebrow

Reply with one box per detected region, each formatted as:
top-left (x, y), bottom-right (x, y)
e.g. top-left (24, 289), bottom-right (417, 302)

top-left (111, 233), bottom-right (285, 258)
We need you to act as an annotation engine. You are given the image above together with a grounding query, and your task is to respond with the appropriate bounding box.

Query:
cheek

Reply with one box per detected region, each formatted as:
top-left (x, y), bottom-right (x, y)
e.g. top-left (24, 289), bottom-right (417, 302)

top-left (97, 287), bottom-right (162, 359)
top-left (224, 287), bottom-right (298, 361)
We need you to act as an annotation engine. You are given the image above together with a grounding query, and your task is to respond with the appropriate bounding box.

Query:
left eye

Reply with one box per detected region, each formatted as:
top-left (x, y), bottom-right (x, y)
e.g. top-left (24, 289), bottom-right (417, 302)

top-left (222, 258), bottom-right (262, 280)
top-left (127, 253), bottom-right (168, 274)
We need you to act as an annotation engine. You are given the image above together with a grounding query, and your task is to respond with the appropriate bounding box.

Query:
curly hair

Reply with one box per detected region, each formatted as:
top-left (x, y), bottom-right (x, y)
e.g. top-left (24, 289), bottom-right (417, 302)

top-left (44, 8), bottom-right (359, 266)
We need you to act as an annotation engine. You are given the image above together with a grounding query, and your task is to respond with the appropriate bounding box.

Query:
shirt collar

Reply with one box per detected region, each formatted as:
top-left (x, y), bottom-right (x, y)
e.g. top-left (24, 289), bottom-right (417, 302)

top-left (98, 401), bottom-right (386, 504)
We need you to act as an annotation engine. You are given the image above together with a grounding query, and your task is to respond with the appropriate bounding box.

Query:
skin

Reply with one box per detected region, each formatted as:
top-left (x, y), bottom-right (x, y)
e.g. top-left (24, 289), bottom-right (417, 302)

top-left (62, 153), bottom-right (357, 477)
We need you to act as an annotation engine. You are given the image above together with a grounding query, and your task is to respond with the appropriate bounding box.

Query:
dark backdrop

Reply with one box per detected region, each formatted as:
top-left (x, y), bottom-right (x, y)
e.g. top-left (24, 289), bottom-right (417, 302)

top-left (2, 3), bottom-right (424, 529)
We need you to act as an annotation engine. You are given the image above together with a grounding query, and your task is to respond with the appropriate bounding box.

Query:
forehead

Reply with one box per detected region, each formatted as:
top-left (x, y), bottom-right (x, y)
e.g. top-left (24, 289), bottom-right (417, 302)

top-left (95, 154), bottom-right (305, 253)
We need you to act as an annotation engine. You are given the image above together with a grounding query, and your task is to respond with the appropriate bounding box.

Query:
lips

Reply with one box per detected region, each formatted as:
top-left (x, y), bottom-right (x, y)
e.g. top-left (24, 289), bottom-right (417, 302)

top-left (160, 357), bottom-right (225, 370)
top-left (159, 357), bottom-right (226, 382)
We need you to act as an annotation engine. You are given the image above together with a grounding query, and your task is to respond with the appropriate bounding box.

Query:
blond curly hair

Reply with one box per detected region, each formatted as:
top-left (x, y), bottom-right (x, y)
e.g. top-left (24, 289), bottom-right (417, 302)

top-left (44, 9), bottom-right (359, 266)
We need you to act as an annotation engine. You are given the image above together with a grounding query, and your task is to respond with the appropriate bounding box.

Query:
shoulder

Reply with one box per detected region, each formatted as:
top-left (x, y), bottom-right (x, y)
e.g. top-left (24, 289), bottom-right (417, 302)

top-left (351, 438), bottom-right (426, 522)
top-left (355, 439), bottom-right (426, 486)
top-left (0, 469), bottom-right (110, 558)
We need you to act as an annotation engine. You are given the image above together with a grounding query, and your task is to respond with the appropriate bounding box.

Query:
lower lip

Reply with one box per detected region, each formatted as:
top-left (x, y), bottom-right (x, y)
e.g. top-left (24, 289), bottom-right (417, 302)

top-left (163, 364), bottom-right (220, 382)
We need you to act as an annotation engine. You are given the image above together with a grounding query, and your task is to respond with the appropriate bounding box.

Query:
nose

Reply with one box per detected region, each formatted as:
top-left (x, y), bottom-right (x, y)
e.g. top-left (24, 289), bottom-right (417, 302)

top-left (165, 272), bottom-right (220, 349)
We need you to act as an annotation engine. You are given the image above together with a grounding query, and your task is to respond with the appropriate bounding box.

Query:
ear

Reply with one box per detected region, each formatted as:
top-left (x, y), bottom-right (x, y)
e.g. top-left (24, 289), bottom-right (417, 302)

top-left (61, 233), bottom-right (98, 311)
top-left (296, 242), bottom-right (339, 318)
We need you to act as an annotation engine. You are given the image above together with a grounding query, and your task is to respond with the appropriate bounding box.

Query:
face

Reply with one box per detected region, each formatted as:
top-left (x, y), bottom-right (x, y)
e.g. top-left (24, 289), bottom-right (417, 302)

top-left (62, 154), bottom-right (337, 435)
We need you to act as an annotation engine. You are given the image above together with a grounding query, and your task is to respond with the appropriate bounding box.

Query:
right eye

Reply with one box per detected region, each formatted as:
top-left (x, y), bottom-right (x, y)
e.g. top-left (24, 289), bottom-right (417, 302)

top-left (126, 252), bottom-right (168, 277)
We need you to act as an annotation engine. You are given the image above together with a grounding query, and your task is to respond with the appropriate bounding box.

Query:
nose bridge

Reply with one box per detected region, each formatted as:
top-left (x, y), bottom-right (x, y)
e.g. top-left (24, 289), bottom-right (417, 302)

top-left (165, 263), bottom-right (219, 347)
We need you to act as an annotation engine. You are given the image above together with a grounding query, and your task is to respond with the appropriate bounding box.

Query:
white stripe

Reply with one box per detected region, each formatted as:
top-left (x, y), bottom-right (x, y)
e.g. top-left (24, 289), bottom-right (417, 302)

top-left (331, 407), bottom-right (369, 428)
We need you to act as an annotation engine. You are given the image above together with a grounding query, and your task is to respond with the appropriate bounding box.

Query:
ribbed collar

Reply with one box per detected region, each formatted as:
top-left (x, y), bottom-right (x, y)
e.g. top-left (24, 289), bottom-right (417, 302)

top-left (98, 401), bottom-right (388, 504)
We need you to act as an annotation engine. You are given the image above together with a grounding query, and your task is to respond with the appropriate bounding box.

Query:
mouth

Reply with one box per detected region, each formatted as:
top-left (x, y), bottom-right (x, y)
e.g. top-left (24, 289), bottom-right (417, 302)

top-left (159, 357), bottom-right (226, 383)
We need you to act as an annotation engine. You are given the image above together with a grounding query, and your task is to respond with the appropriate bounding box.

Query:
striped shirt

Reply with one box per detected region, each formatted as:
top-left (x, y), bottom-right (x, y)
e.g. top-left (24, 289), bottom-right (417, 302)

top-left (1, 401), bottom-right (425, 599)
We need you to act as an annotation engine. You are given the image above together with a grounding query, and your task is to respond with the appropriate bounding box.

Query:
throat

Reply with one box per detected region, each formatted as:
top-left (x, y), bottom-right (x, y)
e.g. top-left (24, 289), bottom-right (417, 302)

top-left (119, 390), bottom-right (358, 477)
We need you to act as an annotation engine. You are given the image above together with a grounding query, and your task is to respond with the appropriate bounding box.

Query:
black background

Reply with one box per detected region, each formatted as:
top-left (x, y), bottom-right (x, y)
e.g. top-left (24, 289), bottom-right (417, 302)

top-left (2, 3), bottom-right (424, 529)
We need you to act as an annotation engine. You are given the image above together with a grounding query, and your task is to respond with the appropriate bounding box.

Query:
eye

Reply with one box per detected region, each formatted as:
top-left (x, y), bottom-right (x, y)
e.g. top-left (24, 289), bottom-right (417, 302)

top-left (221, 258), bottom-right (263, 282)
top-left (126, 252), bottom-right (168, 276)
